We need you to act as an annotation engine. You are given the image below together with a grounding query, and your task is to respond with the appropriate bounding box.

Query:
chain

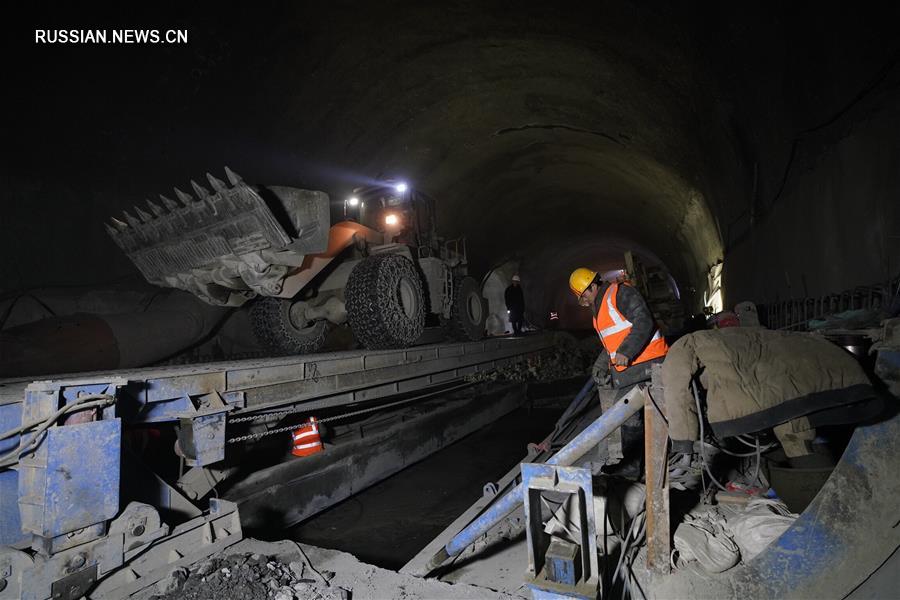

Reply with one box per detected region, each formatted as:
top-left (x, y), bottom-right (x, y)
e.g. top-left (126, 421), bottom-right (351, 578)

top-left (226, 423), bottom-right (306, 444)
top-left (225, 381), bottom-right (475, 444)
top-left (229, 407), bottom-right (303, 424)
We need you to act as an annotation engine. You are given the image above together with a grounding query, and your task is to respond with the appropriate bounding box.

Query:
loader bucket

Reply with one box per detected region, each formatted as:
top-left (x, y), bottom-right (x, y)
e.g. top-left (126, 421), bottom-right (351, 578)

top-left (105, 168), bottom-right (330, 306)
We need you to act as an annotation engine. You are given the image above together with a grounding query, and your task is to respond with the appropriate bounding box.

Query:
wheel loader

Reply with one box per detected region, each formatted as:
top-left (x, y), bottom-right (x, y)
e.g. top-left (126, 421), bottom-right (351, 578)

top-left (105, 168), bottom-right (487, 354)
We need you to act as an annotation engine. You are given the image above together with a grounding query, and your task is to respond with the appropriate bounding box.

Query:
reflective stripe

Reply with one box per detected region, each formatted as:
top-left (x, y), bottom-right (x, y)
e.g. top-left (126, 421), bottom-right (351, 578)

top-left (293, 441), bottom-right (322, 450)
top-left (593, 282), bottom-right (668, 371)
top-left (598, 290), bottom-right (631, 337)
top-left (291, 417), bottom-right (324, 456)
top-left (597, 287), bottom-right (663, 342)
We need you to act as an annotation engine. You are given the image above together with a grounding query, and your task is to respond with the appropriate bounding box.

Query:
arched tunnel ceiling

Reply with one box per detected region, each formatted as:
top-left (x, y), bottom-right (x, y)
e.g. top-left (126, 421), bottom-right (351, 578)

top-left (258, 10), bottom-right (727, 305)
top-left (6, 4), bottom-right (731, 306)
top-left (12, 3), bottom-right (896, 315)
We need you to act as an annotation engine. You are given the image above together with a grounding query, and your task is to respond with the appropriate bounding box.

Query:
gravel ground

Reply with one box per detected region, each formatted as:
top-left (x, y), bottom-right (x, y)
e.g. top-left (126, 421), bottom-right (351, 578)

top-left (468, 332), bottom-right (597, 383)
top-left (150, 550), bottom-right (339, 600)
top-left (145, 539), bottom-right (517, 600)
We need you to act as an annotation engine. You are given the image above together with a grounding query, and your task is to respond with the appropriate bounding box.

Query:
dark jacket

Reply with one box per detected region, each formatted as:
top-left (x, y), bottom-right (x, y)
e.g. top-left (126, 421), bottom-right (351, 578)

top-left (592, 281), bottom-right (656, 362)
top-left (505, 284), bottom-right (525, 320)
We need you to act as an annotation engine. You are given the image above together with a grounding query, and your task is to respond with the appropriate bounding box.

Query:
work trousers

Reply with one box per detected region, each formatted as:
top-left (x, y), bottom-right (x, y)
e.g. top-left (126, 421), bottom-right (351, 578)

top-left (599, 357), bottom-right (664, 471)
top-left (511, 319), bottom-right (523, 336)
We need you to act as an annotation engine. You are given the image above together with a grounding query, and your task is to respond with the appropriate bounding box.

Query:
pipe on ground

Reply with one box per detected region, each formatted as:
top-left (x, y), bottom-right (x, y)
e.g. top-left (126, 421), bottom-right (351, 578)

top-left (0, 290), bottom-right (229, 376)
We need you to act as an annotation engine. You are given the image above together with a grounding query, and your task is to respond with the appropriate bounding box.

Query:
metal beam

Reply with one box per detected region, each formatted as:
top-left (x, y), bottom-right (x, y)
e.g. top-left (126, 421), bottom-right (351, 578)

top-left (644, 364), bottom-right (670, 574)
top-left (0, 336), bottom-right (552, 423)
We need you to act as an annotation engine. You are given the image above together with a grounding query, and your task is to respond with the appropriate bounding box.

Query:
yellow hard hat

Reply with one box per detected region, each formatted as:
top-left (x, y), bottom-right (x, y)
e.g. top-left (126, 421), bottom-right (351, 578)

top-left (569, 268), bottom-right (597, 296)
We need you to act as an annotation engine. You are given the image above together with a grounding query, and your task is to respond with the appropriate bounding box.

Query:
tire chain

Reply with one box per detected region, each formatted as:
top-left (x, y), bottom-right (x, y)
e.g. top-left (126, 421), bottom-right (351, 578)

top-left (250, 296), bottom-right (328, 355)
top-left (345, 254), bottom-right (425, 350)
top-left (447, 276), bottom-right (486, 341)
top-left (224, 381), bottom-right (474, 443)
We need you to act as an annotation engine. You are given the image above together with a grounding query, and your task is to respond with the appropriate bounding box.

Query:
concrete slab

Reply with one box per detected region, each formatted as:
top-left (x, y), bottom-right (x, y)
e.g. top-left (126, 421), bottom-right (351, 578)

top-left (437, 520), bottom-right (531, 598)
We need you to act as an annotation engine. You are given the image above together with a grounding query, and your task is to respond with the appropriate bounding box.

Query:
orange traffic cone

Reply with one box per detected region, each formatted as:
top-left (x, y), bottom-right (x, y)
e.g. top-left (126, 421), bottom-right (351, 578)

top-left (291, 417), bottom-right (324, 457)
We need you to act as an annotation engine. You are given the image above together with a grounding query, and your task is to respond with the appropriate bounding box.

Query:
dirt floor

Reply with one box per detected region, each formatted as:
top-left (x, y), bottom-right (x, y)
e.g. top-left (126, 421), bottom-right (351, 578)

top-left (143, 539), bottom-right (519, 600)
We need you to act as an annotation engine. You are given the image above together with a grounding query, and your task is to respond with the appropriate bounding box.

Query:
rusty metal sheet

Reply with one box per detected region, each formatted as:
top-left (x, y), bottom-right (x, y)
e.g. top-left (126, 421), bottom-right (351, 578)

top-left (225, 360), bottom-right (312, 389)
top-left (145, 371), bottom-right (227, 403)
top-left (304, 356), bottom-right (368, 378)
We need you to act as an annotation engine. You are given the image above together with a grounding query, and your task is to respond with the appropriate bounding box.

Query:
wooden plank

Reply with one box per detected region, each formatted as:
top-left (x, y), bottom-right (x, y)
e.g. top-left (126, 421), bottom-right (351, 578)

top-left (644, 364), bottom-right (670, 574)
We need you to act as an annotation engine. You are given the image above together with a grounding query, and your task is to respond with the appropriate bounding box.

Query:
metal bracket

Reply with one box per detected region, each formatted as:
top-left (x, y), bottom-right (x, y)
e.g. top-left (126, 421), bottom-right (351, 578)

top-left (175, 392), bottom-right (232, 466)
top-left (483, 482), bottom-right (499, 498)
top-left (90, 499), bottom-right (242, 599)
top-left (5, 500), bottom-right (241, 600)
top-left (50, 563), bottom-right (97, 600)
top-left (522, 463), bottom-right (599, 599)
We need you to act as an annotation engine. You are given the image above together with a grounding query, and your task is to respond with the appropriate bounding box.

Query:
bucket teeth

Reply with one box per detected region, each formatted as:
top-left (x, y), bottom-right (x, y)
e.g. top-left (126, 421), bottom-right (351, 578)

top-left (174, 187), bottom-right (194, 206)
top-left (147, 199), bottom-right (165, 217)
top-left (110, 217), bottom-right (128, 231)
top-left (160, 194), bottom-right (180, 211)
top-left (224, 166), bottom-right (243, 186)
top-left (104, 223), bottom-right (118, 236)
top-left (122, 210), bottom-right (141, 228)
top-left (191, 180), bottom-right (211, 200)
top-left (206, 172), bottom-right (228, 194)
top-left (134, 206), bottom-right (153, 223)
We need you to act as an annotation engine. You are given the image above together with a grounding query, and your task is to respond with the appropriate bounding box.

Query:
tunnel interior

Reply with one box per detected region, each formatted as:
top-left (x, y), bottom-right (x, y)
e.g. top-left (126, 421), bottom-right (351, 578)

top-left (8, 3), bottom-right (897, 323)
top-left (3, 4), bottom-right (900, 599)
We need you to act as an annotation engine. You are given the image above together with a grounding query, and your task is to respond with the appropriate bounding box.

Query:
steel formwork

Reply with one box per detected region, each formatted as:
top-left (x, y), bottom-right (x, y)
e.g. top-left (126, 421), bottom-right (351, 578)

top-left (0, 335), bottom-right (553, 598)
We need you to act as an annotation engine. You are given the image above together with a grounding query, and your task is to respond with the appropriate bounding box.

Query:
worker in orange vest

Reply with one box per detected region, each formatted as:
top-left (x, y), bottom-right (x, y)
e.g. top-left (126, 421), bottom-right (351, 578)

top-left (569, 267), bottom-right (669, 477)
top-left (570, 268), bottom-right (668, 382)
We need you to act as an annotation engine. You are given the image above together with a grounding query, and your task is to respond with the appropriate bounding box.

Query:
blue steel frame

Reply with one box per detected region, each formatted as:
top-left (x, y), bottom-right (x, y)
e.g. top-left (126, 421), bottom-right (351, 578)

top-left (521, 463), bottom-right (599, 593)
top-left (433, 360), bottom-right (900, 598)
top-left (0, 376), bottom-right (243, 548)
top-left (2, 382), bottom-right (121, 548)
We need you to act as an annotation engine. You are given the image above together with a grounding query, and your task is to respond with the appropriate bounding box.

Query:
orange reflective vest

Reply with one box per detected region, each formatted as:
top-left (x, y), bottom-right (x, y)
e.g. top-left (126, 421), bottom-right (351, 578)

top-left (592, 283), bottom-right (668, 372)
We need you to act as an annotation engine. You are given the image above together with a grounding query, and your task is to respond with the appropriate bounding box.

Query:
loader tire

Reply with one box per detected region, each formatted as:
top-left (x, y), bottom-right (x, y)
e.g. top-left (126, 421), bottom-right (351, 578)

top-left (250, 296), bottom-right (329, 355)
top-left (345, 254), bottom-right (425, 349)
top-left (447, 276), bottom-right (486, 341)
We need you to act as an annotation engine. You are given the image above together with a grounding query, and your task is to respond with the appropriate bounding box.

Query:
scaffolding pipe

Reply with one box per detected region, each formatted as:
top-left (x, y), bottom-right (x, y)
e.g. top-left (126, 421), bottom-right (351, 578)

top-left (424, 384), bottom-right (646, 574)
top-left (552, 377), bottom-right (596, 433)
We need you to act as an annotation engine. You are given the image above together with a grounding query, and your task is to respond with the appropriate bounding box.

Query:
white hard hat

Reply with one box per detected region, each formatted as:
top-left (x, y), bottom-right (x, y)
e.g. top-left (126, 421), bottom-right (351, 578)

top-left (512, 274), bottom-right (521, 282)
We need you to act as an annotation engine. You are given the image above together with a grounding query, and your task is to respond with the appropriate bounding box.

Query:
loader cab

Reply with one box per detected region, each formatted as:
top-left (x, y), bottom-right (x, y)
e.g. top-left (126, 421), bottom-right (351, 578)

top-left (344, 182), bottom-right (440, 254)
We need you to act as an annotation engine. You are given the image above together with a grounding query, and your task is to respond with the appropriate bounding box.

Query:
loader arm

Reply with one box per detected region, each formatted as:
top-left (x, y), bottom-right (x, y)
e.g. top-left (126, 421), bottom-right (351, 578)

top-left (278, 220), bottom-right (384, 298)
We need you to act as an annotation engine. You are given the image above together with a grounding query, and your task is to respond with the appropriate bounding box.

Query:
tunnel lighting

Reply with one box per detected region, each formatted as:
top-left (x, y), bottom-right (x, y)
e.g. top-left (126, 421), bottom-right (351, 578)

top-left (394, 182), bottom-right (408, 193)
top-left (385, 213), bottom-right (399, 226)
top-left (348, 196), bottom-right (359, 207)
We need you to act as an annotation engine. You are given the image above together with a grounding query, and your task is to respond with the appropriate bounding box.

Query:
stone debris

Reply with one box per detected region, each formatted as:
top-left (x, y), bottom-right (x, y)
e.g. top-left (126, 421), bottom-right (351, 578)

top-left (151, 552), bottom-right (339, 600)
top-left (468, 333), bottom-right (596, 383)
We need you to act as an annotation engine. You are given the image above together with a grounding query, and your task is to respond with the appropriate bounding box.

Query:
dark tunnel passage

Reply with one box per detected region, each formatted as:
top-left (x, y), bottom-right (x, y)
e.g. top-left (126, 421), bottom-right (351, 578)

top-left (6, 2), bottom-right (898, 325)
top-left (3, 5), bottom-right (900, 600)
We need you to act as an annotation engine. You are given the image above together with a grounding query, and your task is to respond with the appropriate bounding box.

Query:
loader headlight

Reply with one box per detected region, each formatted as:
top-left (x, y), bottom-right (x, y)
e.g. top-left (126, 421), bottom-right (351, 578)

top-left (394, 182), bottom-right (408, 193)
top-left (348, 196), bottom-right (359, 207)
top-left (385, 213), bottom-right (399, 226)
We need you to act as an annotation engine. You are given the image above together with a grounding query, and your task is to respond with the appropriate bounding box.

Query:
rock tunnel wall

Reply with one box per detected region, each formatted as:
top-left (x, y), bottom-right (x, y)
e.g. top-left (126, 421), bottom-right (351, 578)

top-left (704, 6), bottom-right (900, 307)
top-left (4, 3), bottom-right (898, 320)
